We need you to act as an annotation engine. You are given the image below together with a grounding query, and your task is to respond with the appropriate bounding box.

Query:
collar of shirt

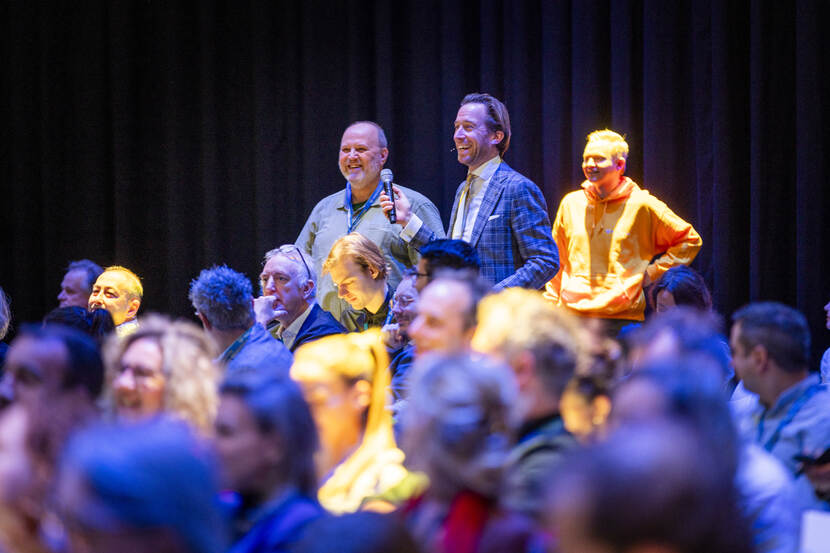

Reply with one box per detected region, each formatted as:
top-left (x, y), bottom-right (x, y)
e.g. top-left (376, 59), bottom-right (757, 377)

top-left (278, 303), bottom-right (315, 350)
top-left (231, 486), bottom-right (301, 538)
top-left (468, 154), bottom-right (502, 189)
top-left (115, 319), bottom-right (140, 337)
top-left (361, 285), bottom-right (394, 329)
top-left (218, 325), bottom-right (255, 363)
top-left (762, 373), bottom-right (821, 419)
top-left (453, 155), bottom-right (501, 241)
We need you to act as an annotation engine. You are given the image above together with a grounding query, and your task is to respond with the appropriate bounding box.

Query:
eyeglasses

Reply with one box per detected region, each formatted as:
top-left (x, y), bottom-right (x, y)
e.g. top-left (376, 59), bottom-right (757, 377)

top-left (261, 245), bottom-right (313, 289)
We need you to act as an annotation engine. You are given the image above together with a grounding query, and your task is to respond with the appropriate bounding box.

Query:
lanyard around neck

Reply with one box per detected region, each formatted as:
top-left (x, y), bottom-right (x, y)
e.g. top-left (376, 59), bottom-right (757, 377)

top-left (757, 382), bottom-right (821, 452)
top-left (345, 182), bottom-right (384, 233)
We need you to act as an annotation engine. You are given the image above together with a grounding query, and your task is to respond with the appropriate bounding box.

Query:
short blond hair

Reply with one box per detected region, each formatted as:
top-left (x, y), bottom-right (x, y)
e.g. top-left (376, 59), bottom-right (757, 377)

top-left (586, 129), bottom-right (629, 162)
top-left (322, 232), bottom-right (388, 281)
top-left (473, 288), bottom-right (585, 395)
top-left (103, 265), bottom-right (144, 300)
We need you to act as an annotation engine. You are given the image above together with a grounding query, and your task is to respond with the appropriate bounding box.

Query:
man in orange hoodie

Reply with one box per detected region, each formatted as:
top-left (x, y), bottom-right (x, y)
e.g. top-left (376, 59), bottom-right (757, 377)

top-left (544, 130), bottom-right (701, 332)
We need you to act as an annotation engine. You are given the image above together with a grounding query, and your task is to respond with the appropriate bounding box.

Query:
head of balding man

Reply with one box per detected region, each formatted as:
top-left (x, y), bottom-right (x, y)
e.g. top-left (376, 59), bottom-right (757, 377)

top-left (338, 122), bottom-right (389, 192)
top-left (88, 267), bottom-right (143, 326)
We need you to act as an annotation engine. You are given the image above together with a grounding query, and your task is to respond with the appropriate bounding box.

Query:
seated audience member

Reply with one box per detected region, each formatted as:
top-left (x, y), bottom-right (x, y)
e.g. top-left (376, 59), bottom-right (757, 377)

top-left (559, 375), bottom-right (611, 444)
top-left (625, 306), bottom-right (757, 426)
top-left (293, 512), bottom-right (419, 553)
top-left (413, 239), bottom-right (481, 292)
top-left (190, 265), bottom-right (292, 375)
top-left (409, 270), bottom-right (491, 358)
top-left (612, 360), bottom-right (800, 553)
top-left (88, 265), bottom-right (143, 336)
top-left (651, 264), bottom-right (713, 313)
top-left (548, 422), bottom-right (753, 553)
top-left (0, 326), bottom-right (104, 553)
top-left (731, 302), bottom-right (830, 511)
top-left (1, 324), bottom-right (104, 411)
top-left (627, 307), bottom-right (731, 378)
top-left (472, 288), bottom-right (580, 520)
top-left (400, 353), bottom-right (542, 553)
top-left (821, 298), bottom-right (829, 383)
top-left (55, 418), bottom-right (228, 553)
top-left (384, 273), bottom-right (418, 400)
top-left (215, 370), bottom-right (324, 553)
top-left (57, 259), bottom-right (103, 309)
top-left (43, 306), bottom-right (115, 344)
top-left (0, 286), bottom-right (9, 369)
top-left (291, 330), bottom-right (410, 513)
top-left (103, 314), bottom-right (219, 434)
top-left (255, 245), bottom-right (345, 352)
top-left (322, 233), bottom-right (392, 332)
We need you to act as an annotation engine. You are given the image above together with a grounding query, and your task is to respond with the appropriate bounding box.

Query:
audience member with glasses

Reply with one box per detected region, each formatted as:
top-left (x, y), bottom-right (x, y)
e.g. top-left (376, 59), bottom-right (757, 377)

top-left (255, 245), bottom-right (346, 352)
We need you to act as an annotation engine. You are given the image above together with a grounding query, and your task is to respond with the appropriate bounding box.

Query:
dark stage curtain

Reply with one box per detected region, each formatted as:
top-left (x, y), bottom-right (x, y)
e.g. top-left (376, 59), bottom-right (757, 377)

top-left (1, 1), bottom-right (829, 359)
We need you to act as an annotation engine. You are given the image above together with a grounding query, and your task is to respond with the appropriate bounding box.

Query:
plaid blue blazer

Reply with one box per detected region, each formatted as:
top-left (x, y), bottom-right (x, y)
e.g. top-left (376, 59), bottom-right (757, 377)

top-left (412, 162), bottom-right (559, 289)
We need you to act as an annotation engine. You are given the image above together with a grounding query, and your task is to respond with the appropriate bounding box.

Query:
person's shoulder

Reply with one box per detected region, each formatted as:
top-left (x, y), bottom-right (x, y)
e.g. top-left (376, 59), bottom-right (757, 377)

top-left (308, 188), bottom-right (347, 212)
top-left (495, 161), bottom-right (532, 183)
top-left (397, 184), bottom-right (439, 207)
top-left (559, 188), bottom-right (586, 203)
top-left (494, 162), bottom-right (545, 196)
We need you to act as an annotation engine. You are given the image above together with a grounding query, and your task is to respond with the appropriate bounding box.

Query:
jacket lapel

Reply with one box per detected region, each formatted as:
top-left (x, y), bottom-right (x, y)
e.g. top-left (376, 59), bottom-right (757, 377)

top-left (469, 165), bottom-right (507, 247)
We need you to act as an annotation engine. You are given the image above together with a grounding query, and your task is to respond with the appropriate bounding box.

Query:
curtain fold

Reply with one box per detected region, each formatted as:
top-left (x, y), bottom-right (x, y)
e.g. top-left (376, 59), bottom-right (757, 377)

top-left (2, 0), bottom-right (828, 359)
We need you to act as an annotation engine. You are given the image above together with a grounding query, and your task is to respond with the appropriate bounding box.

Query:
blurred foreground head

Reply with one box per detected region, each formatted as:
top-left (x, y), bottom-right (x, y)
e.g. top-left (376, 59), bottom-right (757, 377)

top-left (1, 324), bottom-right (104, 409)
top-left (291, 330), bottom-right (405, 513)
top-left (103, 314), bottom-right (218, 434)
top-left (548, 421), bottom-right (753, 553)
top-left (56, 418), bottom-right (227, 553)
top-left (400, 353), bottom-right (518, 501)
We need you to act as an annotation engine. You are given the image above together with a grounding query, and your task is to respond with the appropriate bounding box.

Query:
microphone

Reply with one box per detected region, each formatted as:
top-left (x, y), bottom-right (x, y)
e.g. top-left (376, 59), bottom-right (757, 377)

top-left (380, 168), bottom-right (397, 224)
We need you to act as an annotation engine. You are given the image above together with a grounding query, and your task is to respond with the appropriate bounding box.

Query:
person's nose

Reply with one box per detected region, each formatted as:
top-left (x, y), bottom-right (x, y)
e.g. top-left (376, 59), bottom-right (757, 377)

top-left (115, 370), bottom-right (136, 391)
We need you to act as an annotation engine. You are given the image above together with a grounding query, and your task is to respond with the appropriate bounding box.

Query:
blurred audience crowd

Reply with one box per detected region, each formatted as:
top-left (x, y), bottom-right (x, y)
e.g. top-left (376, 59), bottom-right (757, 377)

top-left (0, 97), bottom-right (828, 553)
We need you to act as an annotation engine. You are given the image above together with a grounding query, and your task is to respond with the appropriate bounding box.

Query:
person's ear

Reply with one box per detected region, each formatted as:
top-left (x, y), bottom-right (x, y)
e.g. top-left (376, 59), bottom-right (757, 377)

top-left (369, 266), bottom-right (381, 280)
top-left (302, 280), bottom-right (316, 301)
top-left (379, 147), bottom-right (389, 165)
top-left (262, 433), bottom-right (284, 467)
top-left (197, 312), bottom-right (212, 331)
top-left (491, 130), bottom-right (505, 146)
top-left (750, 344), bottom-right (770, 373)
top-left (126, 298), bottom-right (141, 321)
top-left (512, 350), bottom-right (536, 390)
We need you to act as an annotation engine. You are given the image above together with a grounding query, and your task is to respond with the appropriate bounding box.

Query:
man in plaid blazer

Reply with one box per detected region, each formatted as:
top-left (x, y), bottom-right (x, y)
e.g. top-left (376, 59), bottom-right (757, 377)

top-left (381, 93), bottom-right (559, 290)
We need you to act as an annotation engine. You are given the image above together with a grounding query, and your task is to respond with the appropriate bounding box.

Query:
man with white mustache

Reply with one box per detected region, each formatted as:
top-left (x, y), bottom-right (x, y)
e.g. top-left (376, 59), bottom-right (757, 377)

top-left (296, 121), bottom-right (443, 322)
top-left (544, 130), bottom-right (702, 332)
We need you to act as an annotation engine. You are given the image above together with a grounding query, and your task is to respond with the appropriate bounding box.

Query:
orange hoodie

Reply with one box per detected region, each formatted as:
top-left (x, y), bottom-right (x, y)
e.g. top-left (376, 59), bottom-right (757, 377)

top-left (544, 177), bottom-right (702, 321)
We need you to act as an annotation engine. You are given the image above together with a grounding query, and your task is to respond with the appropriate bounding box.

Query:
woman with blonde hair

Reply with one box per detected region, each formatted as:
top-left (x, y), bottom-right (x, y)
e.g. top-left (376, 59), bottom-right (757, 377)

top-left (291, 329), bottom-right (412, 513)
top-left (103, 314), bottom-right (219, 434)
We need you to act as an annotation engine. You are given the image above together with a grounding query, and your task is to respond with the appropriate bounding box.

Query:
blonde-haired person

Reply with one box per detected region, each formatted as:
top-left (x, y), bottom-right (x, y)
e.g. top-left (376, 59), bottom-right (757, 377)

top-left (472, 288), bottom-right (583, 520)
top-left (545, 129), bottom-right (702, 335)
top-left (322, 233), bottom-right (392, 332)
top-left (103, 314), bottom-right (219, 434)
top-left (291, 329), bottom-right (415, 514)
top-left (88, 265), bottom-right (144, 336)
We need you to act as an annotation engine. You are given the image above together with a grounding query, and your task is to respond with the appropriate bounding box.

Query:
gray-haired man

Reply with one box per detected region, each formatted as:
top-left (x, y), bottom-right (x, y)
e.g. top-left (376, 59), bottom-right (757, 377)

top-left (254, 245), bottom-right (346, 352)
top-left (189, 265), bottom-right (292, 374)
